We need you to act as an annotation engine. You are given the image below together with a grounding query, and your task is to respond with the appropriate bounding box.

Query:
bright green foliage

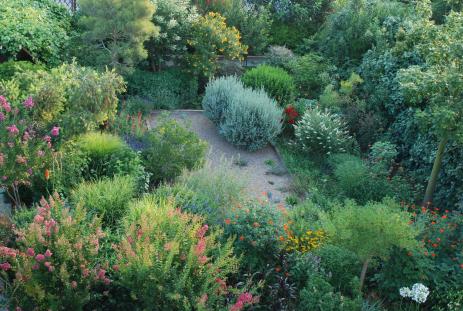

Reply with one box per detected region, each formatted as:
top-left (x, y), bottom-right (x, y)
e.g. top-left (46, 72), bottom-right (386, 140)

top-left (0, 0), bottom-right (70, 65)
top-left (197, 0), bottom-right (272, 54)
top-left (223, 199), bottom-right (285, 270)
top-left (242, 65), bottom-right (295, 105)
top-left (11, 62), bottom-right (126, 138)
top-left (294, 107), bottom-right (352, 156)
top-left (115, 196), bottom-right (239, 310)
top-left (125, 68), bottom-right (198, 109)
top-left (3, 194), bottom-right (108, 310)
top-left (76, 132), bottom-right (147, 184)
top-left (146, 0), bottom-right (198, 70)
top-left (0, 61), bottom-right (44, 81)
top-left (320, 199), bottom-right (420, 287)
top-left (219, 87), bottom-right (283, 151)
top-left (142, 118), bottom-right (208, 185)
top-left (185, 12), bottom-right (247, 77)
top-left (286, 53), bottom-right (333, 99)
top-left (202, 75), bottom-right (245, 125)
top-left (71, 176), bottom-right (136, 228)
top-left (77, 0), bottom-right (158, 72)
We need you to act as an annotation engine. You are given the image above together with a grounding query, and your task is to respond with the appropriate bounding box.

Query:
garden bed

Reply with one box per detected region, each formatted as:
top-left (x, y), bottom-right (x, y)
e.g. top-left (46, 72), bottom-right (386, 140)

top-left (149, 110), bottom-right (292, 202)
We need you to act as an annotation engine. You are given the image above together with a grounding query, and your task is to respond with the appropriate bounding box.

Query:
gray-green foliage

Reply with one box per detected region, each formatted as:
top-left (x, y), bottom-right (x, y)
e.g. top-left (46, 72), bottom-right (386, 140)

top-left (294, 107), bottom-right (352, 156)
top-left (219, 87), bottom-right (283, 151)
top-left (202, 75), bottom-right (244, 125)
top-left (71, 175), bottom-right (136, 228)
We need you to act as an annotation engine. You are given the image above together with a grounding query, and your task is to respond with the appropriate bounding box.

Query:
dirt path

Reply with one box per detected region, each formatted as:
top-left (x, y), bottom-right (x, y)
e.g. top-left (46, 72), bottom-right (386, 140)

top-left (149, 110), bottom-right (292, 202)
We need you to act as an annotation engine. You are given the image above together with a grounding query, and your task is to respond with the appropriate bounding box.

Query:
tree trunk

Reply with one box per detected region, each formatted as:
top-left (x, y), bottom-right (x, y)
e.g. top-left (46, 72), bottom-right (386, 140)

top-left (422, 136), bottom-right (448, 206)
top-left (359, 258), bottom-right (370, 291)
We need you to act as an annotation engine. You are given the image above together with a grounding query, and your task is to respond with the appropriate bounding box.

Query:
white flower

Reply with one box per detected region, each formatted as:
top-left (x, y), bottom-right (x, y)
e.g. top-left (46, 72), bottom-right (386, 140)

top-left (400, 287), bottom-right (412, 298)
top-left (411, 283), bottom-right (429, 304)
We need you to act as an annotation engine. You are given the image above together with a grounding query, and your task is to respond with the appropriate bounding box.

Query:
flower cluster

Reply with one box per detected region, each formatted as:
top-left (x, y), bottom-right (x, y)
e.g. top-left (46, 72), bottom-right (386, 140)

top-left (283, 224), bottom-right (326, 253)
top-left (284, 105), bottom-right (299, 125)
top-left (229, 292), bottom-right (257, 311)
top-left (0, 94), bottom-right (59, 206)
top-left (399, 283), bottom-right (430, 304)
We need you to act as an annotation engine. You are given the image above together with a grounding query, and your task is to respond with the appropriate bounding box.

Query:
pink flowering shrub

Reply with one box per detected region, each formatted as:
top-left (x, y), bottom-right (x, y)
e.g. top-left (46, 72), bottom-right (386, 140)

top-left (0, 193), bottom-right (109, 310)
top-left (0, 95), bottom-right (58, 206)
top-left (114, 196), bottom-right (243, 310)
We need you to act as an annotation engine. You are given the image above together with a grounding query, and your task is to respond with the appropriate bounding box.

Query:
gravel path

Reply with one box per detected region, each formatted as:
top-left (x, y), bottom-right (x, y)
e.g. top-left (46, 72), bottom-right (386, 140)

top-left (149, 110), bottom-right (292, 202)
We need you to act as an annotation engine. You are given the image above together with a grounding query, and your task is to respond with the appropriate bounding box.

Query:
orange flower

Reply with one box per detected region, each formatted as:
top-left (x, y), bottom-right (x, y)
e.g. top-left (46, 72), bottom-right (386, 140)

top-left (239, 236), bottom-right (245, 241)
top-left (431, 253), bottom-right (436, 257)
top-left (252, 222), bottom-right (260, 228)
top-left (275, 266), bottom-right (281, 272)
top-left (442, 215), bottom-right (448, 219)
top-left (224, 218), bottom-right (231, 225)
top-left (44, 169), bottom-right (50, 180)
top-left (278, 236), bottom-right (285, 241)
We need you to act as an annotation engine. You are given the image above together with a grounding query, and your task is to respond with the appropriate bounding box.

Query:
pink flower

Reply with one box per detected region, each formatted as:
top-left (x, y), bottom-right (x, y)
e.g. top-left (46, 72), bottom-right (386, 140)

top-left (0, 112), bottom-right (4, 122)
top-left (0, 262), bottom-right (11, 271)
top-left (44, 249), bottom-right (53, 257)
top-left (34, 215), bottom-right (44, 224)
top-left (195, 239), bottom-right (206, 256)
top-left (44, 261), bottom-right (51, 268)
top-left (199, 294), bottom-right (208, 305)
top-left (37, 150), bottom-right (45, 157)
top-left (0, 96), bottom-right (11, 112)
top-left (26, 248), bottom-right (35, 257)
top-left (196, 224), bottom-right (209, 238)
top-left (22, 131), bottom-right (31, 142)
top-left (6, 125), bottom-right (19, 135)
top-left (112, 264), bottom-right (119, 272)
top-left (71, 281), bottom-right (77, 289)
top-left (35, 254), bottom-right (45, 262)
top-left (50, 126), bottom-right (60, 137)
top-left (32, 264), bottom-right (39, 270)
top-left (48, 265), bottom-right (55, 272)
top-left (43, 135), bottom-right (51, 143)
top-left (23, 97), bottom-right (34, 109)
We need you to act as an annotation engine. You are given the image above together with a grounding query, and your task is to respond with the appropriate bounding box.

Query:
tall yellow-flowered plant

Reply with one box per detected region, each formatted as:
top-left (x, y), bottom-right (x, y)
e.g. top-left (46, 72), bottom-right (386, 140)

top-left (185, 12), bottom-right (247, 77)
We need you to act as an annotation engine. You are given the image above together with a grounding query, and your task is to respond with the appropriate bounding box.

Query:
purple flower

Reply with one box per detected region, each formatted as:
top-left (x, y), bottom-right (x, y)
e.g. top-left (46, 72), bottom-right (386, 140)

top-left (6, 125), bottom-right (19, 135)
top-left (0, 112), bottom-right (4, 122)
top-left (23, 97), bottom-right (34, 109)
top-left (1, 176), bottom-right (7, 181)
top-left (50, 126), bottom-right (60, 137)
top-left (27, 168), bottom-right (33, 175)
top-left (0, 96), bottom-right (11, 113)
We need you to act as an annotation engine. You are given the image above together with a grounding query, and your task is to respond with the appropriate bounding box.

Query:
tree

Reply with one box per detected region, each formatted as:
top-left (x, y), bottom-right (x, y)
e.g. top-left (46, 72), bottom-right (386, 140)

top-left (320, 199), bottom-right (420, 290)
top-left (398, 1), bottom-right (463, 205)
top-left (77, 0), bottom-right (158, 73)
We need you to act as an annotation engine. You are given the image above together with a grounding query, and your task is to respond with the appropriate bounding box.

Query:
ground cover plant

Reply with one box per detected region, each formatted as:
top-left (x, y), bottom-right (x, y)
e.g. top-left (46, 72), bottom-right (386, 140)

top-left (0, 0), bottom-right (462, 309)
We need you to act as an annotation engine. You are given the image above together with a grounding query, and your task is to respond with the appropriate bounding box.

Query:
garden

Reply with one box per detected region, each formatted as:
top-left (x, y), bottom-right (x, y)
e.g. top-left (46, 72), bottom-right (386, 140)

top-left (0, 0), bottom-right (462, 310)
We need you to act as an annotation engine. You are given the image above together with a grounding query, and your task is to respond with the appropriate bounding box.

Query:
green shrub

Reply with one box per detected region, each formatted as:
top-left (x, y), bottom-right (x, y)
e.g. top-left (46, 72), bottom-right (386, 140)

top-left (265, 45), bottom-right (295, 68)
top-left (294, 107), bottom-right (352, 156)
top-left (0, 0), bottom-right (70, 65)
top-left (286, 53), bottom-right (333, 99)
top-left (114, 196), bottom-right (240, 310)
top-left (202, 75), bottom-right (244, 125)
top-left (142, 118), bottom-right (208, 185)
top-left (242, 64), bottom-right (295, 105)
top-left (219, 87), bottom-right (283, 151)
top-left (223, 199), bottom-right (285, 271)
top-left (70, 176), bottom-right (136, 228)
top-left (166, 162), bottom-right (246, 224)
top-left (76, 132), bottom-right (147, 186)
top-left (0, 61), bottom-right (45, 81)
top-left (3, 194), bottom-right (109, 309)
top-left (125, 68), bottom-right (199, 109)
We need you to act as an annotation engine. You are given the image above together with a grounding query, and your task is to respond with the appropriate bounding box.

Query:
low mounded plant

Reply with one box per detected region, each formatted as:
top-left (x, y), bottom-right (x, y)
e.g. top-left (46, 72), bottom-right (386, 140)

top-left (293, 107), bottom-right (352, 156)
top-left (242, 64), bottom-right (295, 105)
top-left (142, 118), bottom-right (208, 185)
top-left (70, 175), bottom-right (136, 228)
top-left (114, 195), bottom-right (240, 310)
top-left (202, 75), bottom-right (244, 126)
top-left (219, 87), bottom-right (283, 151)
top-left (0, 193), bottom-right (110, 310)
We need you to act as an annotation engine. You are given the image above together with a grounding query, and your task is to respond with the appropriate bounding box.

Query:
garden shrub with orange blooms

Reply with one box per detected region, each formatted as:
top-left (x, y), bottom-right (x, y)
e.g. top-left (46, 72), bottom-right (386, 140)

top-left (185, 12), bottom-right (247, 77)
top-left (113, 195), bottom-right (242, 310)
top-left (223, 197), bottom-right (286, 271)
top-left (0, 193), bottom-right (110, 310)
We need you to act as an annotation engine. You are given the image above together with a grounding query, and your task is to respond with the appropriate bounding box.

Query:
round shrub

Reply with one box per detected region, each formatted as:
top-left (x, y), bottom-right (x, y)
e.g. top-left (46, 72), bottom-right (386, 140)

top-left (70, 175), bottom-right (136, 228)
top-left (294, 107), bottom-right (352, 156)
top-left (76, 132), bottom-right (146, 185)
top-left (202, 75), bottom-right (244, 125)
top-left (265, 45), bottom-right (295, 68)
top-left (219, 88), bottom-right (283, 151)
top-left (142, 118), bottom-right (208, 185)
top-left (242, 64), bottom-right (295, 105)
top-left (114, 195), bottom-right (240, 310)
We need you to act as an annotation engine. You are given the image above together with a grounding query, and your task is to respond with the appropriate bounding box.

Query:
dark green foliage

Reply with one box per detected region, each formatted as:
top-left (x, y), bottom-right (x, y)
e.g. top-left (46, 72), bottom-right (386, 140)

top-left (125, 68), bottom-right (199, 109)
top-left (242, 64), bottom-right (295, 105)
top-left (0, 61), bottom-right (45, 81)
top-left (141, 118), bottom-right (208, 185)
